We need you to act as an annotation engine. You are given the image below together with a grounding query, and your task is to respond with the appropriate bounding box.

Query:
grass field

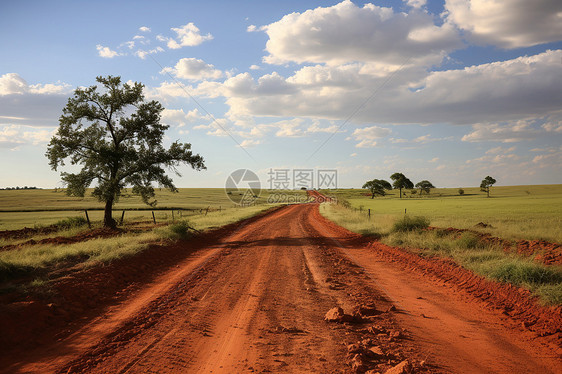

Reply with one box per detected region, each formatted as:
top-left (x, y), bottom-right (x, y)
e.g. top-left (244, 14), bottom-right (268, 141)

top-left (321, 184), bottom-right (562, 243)
top-left (319, 185), bottom-right (562, 305)
top-left (0, 188), bottom-right (306, 230)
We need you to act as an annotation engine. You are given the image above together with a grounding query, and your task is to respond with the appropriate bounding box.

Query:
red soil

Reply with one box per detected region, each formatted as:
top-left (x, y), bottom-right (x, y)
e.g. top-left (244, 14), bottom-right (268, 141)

top-left (0, 203), bottom-right (560, 373)
top-left (429, 226), bottom-right (562, 266)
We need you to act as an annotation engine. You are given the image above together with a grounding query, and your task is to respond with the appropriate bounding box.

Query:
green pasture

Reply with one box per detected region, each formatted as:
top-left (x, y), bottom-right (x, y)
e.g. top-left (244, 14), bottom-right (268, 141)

top-left (0, 188), bottom-right (307, 230)
top-left (321, 184), bottom-right (562, 243)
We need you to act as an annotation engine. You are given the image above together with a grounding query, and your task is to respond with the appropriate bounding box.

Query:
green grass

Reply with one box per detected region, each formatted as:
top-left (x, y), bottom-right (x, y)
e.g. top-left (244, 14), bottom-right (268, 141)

top-left (322, 184), bottom-right (562, 243)
top-left (0, 203), bottom-right (278, 283)
top-left (320, 202), bottom-right (562, 305)
top-left (0, 188), bottom-right (306, 230)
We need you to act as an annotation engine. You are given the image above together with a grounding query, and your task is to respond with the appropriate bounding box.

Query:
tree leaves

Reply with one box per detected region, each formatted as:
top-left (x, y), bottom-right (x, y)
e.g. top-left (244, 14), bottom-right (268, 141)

top-left (46, 75), bottom-right (206, 226)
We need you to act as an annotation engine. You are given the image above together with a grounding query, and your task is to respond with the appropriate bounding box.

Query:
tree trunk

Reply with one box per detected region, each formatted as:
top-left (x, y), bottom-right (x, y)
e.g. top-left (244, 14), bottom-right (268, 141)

top-left (104, 197), bottom-right (116, 228)
top-left (399, 188), bottom-right (402, 198)
top-left (487, 188), bottom-right (490, 198)
top-left (371, 193), bottom-right (374, 199)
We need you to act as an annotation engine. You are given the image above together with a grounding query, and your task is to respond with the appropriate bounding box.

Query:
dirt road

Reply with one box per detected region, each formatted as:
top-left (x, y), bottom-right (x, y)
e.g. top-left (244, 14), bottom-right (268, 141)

top-left (3, 203), bottom-right (561, 373)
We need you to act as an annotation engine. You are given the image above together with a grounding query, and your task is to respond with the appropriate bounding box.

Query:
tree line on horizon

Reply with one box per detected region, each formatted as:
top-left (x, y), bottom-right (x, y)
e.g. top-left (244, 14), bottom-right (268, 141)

top-left (362, 173), bottom-right (497, 198)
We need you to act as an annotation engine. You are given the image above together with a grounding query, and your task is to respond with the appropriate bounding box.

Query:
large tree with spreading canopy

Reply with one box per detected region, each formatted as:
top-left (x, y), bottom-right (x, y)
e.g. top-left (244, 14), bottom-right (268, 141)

top-left (46, 76), bottom-right (205, 227)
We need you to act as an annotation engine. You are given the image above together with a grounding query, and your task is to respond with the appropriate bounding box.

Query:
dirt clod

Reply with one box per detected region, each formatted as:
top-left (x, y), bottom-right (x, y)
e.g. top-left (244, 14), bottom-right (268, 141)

top-left (384, 360), bottom-right (412, 374)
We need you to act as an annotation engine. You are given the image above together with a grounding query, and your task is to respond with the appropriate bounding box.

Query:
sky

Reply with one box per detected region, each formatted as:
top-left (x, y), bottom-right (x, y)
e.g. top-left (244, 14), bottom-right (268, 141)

top-left (1, 0), bottom-right (562, 189)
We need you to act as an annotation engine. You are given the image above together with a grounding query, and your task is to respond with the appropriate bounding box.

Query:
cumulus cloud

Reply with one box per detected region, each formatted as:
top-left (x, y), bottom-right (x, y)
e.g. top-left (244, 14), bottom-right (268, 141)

top-left (204, 49), bottom-right (562, 130)
top-left (349, 126), bottom-right (392, 148)
top-left (166, 22), bottom-right (213, 49)
top-left (239, 139), bottom-right (261, 148)
top-left (445, 0), bottom-right (562, 48)
top-left (161, 58), bottom-right (222, 81)
top-left (405, 0), bottom-right (427, 8)
top-left (0, 124), bottom-right (55, 150)
top-left (96, 44), bottom-right (120, 58)
top-left (262, 0), bottom-right (460, 67)
top-left (462, 121), bottom-right (540, 143)
top-left (135, 46), bottom-right (164, 59)
top-left (161, 108), bottom-right (209, 128)
top-left (139, 26), bottom-right (151, 32)
top-left (0, 73), bottom-right (71, 127)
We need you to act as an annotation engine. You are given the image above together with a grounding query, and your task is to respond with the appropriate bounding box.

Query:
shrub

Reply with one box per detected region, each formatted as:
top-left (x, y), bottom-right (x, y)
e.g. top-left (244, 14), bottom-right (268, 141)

top-left (392, 215), bottom-right (430, 232)
top-left (490, 260), bottom-right (562, 286)
top-left (54, 216), bottom-right (88, 229)
top-left (456, 232), bottom-right (481, 249)
top-left (162, 220), bottom-right (194, 240)
top-left (458, 188), bottom-right (465, 195)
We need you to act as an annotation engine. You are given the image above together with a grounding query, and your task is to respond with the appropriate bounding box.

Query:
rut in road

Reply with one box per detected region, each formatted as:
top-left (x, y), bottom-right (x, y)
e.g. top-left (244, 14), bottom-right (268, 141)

top-left (8, 203), bottom-right (561, 373)
top-left (56, 204), bottom-right (421, 374)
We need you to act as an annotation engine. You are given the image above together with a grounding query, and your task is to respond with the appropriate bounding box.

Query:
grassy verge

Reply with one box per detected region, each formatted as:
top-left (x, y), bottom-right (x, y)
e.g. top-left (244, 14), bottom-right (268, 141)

top-left (322, 184), bottom-right (562, 243)
top-left (320, 203), bottom-right (562, 305)
top-left (0, 204), bottom-right (278, 284)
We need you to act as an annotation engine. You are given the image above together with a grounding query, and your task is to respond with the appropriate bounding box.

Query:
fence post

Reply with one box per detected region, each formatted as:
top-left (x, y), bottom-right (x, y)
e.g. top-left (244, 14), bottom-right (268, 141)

top-left (84, 210), bottom-right (91, 229)
top-left (120, 210), bottom-right (125, 225)
top-left (152, 211), bottom-right (156, 224)
top-left (368, 209), bottom-right (371, 220)
top-left (405, 208), bottom-right (407, 215)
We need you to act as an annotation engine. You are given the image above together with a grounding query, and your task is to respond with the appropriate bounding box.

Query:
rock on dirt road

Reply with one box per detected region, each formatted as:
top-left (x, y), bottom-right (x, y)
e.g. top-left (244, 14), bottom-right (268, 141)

top-left (0, 203), bottom-right (560, 373)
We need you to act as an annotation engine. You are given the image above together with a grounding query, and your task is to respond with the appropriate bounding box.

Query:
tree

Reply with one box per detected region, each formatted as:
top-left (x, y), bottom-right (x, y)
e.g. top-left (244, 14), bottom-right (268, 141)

top-left (480, 176), bottom-right (497, 197)
top-left (415, 180), bottom-right (435, 195)
top-left (46, 76), bottom-right (206, 228)
top-left (390, 173), bottom-right (414, 198)
top-left (362, 179), bottom-right (392, 199)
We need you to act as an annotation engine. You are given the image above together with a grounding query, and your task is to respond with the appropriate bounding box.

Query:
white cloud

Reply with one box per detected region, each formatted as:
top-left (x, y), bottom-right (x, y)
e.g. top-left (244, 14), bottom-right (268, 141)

top-left (249, 65), bottom-right (261, 70)
top-left (161, 58), bottom-right (222, 81)
top-left (429, 157), bottom-right (439, 162)
top-left (262, 0), bottom-right (460, 66)
top-left (350, 126), bottom-right (392, 148)
top-left (445, 0), bottom-right (562, 48)
top-left (211, 49), bottom-right (562, 128)
top-left (166, 22), bottom-right (213, 49)
top-left (0, 73), bottom-right (71, 127)
top-left (405, 0), bottom-right (427, 8)
top-left (247, 25), bottom-right (257, 32)
top-left (486, 146), bottom-right (516, 155)
top-left (239, 139), bottom-right (261, 148)
top-left (161, 108), bottom-right (209, 128)
top-left (132, 35), bottom-right (144, 40)
top-left (122, 41), bottom-right (135, 49)
top-left (96, 44), bottom-right (120, 58)
top-left (350, 152), bottom-right (358, 157)
top-left (139, 26), bottom-right (151, 32)
top-left (0, 124), bottom-right (55, 150)
top-left (462, 121), bottom-right (539, 143)
top-left (135, 46), bottom-right (164, 59)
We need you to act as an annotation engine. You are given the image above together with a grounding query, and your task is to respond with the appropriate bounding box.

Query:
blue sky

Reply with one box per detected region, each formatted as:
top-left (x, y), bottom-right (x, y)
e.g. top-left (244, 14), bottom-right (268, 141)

top-left (1, 0), bottom-right (561, 189)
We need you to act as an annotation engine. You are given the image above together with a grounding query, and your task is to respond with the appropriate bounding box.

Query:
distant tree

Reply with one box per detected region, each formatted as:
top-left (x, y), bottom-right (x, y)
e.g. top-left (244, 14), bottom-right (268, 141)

top-left (415, 180), bottom-right (435, 195)
top-left (458, 188), bottom-right (465, 195)
top-left (46, 76), bottom-right (206, 228)
top-left (480, 176), bottom-right (497, 197)
top-left (390, 173), bottom-right (414, 198)
top-left (362, 179), bottom-right (392, 199)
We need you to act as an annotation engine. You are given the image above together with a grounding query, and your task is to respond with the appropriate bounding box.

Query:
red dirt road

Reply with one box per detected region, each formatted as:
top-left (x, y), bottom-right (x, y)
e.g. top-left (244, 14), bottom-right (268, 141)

top-left (2, 203), bottom-right (561, 373)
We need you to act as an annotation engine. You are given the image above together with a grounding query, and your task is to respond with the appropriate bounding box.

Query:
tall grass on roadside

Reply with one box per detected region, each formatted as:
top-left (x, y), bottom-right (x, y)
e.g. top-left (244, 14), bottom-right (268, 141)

top-left (320, 202), bottom-right (562, 305)
top-left (0, 204), bottom-right (278, 283)
top-left (0, 232), bottom-right (156, 282)
top-left (385, 229), bottom-right (562, 305)
top-left (392, 215), bottom-right (430, 232)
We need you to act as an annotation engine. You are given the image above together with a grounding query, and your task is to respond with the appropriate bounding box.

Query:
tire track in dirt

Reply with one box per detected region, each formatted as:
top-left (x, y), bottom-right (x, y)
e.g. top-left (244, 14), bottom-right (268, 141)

top-left (309, 204), bottom-right (562, 373)
top-left (4, 202), bottom-right (559, 373)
